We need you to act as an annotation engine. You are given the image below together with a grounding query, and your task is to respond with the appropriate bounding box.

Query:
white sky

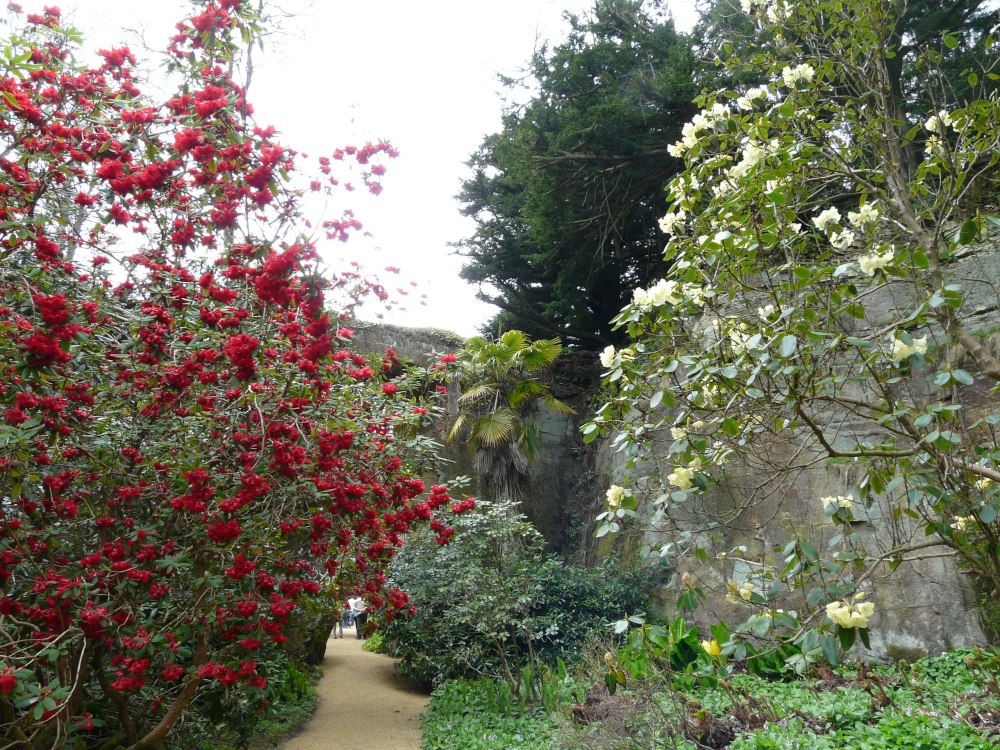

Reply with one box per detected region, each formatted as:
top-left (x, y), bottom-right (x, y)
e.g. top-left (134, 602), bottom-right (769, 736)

top-left (58, 0), bottom-right (699, 337)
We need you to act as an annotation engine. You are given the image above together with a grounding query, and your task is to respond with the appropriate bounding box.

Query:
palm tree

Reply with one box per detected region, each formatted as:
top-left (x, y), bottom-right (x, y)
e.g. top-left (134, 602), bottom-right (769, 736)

top-left (448, 331), bottom-right (575, 506)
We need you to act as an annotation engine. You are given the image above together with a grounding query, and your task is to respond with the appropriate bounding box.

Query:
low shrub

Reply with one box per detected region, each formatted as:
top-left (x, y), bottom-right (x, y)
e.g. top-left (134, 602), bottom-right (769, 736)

top-left (380, 501), bottom-right (653, 689)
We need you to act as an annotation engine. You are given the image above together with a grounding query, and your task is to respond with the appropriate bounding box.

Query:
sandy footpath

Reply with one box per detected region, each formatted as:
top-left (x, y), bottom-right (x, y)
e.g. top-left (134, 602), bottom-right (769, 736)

top-left (277, 629), bottom-right (429, 750)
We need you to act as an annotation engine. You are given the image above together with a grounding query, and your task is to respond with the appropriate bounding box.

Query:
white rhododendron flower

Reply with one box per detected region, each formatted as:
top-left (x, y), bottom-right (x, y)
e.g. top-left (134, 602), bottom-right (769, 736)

top-left (658, 210), bottom-right (685, 235)
top-left (599, 345), bottom-right (617, 369)
top-left (822, 495), bottom-right (853, 510)
top-left (736, 85), bottom-right (768, 111)
top-left (726, 580), bottom-right (756, 603)
top-left (812, 207), bottom-right (841, 232)
top-left (668, 466), bottom-right (695, 490)
top-left (606, 485), bottom-right (625, 508)
top-left (671, 426), bottom-right (687, 441)
top-left (924, 134), bottom-right (946, 157)
top-left (847, 203), bottom-right (880, 228)
top-left (782, 63), bottom-right (815, 87)
top-left (951, 515), bottom-right (974, 531)
top-left (924, 110), bottom-right (953, 133)
top-left (766, 0), bottom-right (791, 23)
top-left (829, 229), bottom-right (856, 249)
top-left (857, 248), bottom-right (894, 276)
top-left (648, 279), bottom-right (683, 306)
top-left (669, 105), bottom-right (731, 156)
top-left (826, 599), bottom-right (875, 629)
top-left (758, 304), bottom-right (778, 320)
top-left (729, 141), bottom-right (767, 179)
top-left (890, 336), bottom-right (928, 362)
top-left (684, 283), bottom-right (710, 306)
top-left (975, 477), bottom-right (994, 491)
top-left (632, 286), bottom-right (653, 310)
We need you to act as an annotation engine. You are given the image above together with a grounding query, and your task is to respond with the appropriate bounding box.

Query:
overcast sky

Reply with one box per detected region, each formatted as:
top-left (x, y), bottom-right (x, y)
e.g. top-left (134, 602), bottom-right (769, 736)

top-left (59, 0), bottom-right (699, 336)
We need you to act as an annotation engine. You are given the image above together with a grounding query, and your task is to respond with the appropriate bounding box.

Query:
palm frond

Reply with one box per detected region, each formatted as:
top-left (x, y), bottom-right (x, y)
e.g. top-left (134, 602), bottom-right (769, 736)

top-left (517, 423), bottom-right (543, 463)
top-left (507, 379), bottom-right (545, 408)
top-left (540, 393), bottom-right (576, 415)
top-left (471, 410), bottom-right (518, 448)
top-left (520, 338), bottom-right (562, 370)
top-left (446, 413), bottom-right (468, 443)
top-left (457, 383), bottom-right (498, 404)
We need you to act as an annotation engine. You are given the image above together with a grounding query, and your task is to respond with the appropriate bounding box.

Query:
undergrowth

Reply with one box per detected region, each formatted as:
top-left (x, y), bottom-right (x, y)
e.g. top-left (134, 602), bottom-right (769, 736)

top-left (421, 649), bottom-right (1000, 750)
top-left (181, 660), bottom-right (322, 750)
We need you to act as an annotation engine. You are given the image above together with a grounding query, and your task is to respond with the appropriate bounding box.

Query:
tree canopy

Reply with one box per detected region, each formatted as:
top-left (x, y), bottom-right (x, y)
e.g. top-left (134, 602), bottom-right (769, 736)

top-left (455, 0), bottom-right (699, 348)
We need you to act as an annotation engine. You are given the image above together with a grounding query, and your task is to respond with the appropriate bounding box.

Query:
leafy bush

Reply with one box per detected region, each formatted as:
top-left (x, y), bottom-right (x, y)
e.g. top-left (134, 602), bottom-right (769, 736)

top-left (381, 500), bottom-right (653, 688)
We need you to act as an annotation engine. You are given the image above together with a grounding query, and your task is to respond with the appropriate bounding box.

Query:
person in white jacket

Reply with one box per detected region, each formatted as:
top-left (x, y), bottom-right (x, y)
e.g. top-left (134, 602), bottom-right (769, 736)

top-left (348, 596), bottom-right (369, 639)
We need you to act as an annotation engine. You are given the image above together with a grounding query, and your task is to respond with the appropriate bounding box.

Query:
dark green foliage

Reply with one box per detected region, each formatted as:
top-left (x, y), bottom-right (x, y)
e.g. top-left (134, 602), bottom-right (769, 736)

top-left (455, 0), bottom-right (699, 348)
top-left (380, 501), bottom-right (653, 687)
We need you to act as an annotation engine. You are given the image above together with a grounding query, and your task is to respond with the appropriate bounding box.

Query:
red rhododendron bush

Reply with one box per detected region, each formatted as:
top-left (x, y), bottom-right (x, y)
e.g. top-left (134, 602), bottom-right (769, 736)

top-left (0, 3), bottom-right (466, 747)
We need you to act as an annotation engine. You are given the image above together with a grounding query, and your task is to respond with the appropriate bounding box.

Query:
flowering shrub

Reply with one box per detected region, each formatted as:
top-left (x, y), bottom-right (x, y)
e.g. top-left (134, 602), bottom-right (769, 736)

top-left (0, 4), bottom-right (466, 747)
top-left (586, 0), bottom-right (1000, 674)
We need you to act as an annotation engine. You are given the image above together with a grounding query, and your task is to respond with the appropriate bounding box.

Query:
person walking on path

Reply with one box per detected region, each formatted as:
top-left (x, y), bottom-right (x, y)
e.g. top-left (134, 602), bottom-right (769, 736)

top-left (342, 599), bottom-right (354, 631)
top-left (348, 596), bottom-right (368, 639)
top-left (333, 607), bottom-right (344, 638)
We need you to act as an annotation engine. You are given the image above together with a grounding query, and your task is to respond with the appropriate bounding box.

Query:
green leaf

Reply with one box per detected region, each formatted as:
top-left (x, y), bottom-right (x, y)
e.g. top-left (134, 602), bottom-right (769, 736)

top-left (959, 218), bottom-right (980, 245)
top-left (943, 34), bottom-right (959, 49)
top-left (604, 671), bottom-right (618, 695)
top-left (858, 627), bottom-right (871, 649)
top-left (778, 335), bottom-right (798, 358)
top-left (821, 634), bottom-right (839, 665)
top-left (979, 504), bottom-right (997, 524)
top-left (650, 390), bottom-right (663, 409)
top-left (838, 625), bottom-right (856, 651)
top-left (953, 369), bottom-right (974, 385)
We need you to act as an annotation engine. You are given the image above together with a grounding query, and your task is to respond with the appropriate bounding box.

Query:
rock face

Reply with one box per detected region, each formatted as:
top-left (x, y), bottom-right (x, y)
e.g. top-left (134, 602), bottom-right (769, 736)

top-left (591, 243), bottom-right (1000, 661)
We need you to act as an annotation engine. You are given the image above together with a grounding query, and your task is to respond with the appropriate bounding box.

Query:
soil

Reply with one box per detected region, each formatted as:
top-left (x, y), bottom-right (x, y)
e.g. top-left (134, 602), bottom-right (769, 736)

top-left (276, 628), bottom-right (429, 750)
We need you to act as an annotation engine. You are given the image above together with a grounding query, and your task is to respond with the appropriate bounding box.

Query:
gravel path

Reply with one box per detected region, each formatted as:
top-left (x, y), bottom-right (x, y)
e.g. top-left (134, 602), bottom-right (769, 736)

top-left (278, 628), bottom-right (429, 750)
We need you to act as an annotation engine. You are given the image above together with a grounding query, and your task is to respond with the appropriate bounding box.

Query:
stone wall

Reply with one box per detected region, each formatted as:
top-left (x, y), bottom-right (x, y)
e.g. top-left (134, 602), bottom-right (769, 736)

top-left (592, 243), bottom-right (1000, 661)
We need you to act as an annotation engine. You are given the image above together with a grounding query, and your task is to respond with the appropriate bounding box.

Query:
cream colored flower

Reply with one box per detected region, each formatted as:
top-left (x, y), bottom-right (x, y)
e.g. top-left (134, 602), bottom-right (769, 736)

top-left (668, 466), bottom-right (695, 490)
top-left (857, 248), bottom-right (894, 276)
top-left (736, 85), bottom-right (768, 111)
top-left (758, 304), bottom-right (777, 320)
top-left (974, 477), bottom-right (993, 492)
top-left (648, 279), bottom-right (683, 307)
top-left (924, 109), bottom-right (953, 134)
top-left (725, 580), bottom-right (756, 603)
top-left (782, 63), bottom-right (815, 87)
top-left (599, 345), bottom-right (617, 369)
top-left (890, 336), bottom-right (928, 363)
top-left (924, 134), bottom-right (946, 158)
top-left (847, 203), bottom-right (880, 228)
top-left (659, 210), bottom-right (686, 235)
top-left (671, 426), bottom-right (687, 441)
top-left (829, 229), bottom-right (856, 250)
top-left (606, 485), bottom-right (625, 508)
top-left (951, 515), bottom-right (973, 531)
top-left (826, 600), bottom-right (875, 628)
top-left (701, 638), bottom-right (722, 657)
top-left (821, 495), bottom-right (853, 510)
top-left (812, 207), bottom-right (841, 232)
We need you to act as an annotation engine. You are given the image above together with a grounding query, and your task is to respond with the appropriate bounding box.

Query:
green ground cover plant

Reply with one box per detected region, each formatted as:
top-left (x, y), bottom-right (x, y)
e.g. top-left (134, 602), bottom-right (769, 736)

top-left (420, 678), bottom-right (565, 750)
top-left (421, 647), bottom-right (1000, 750)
